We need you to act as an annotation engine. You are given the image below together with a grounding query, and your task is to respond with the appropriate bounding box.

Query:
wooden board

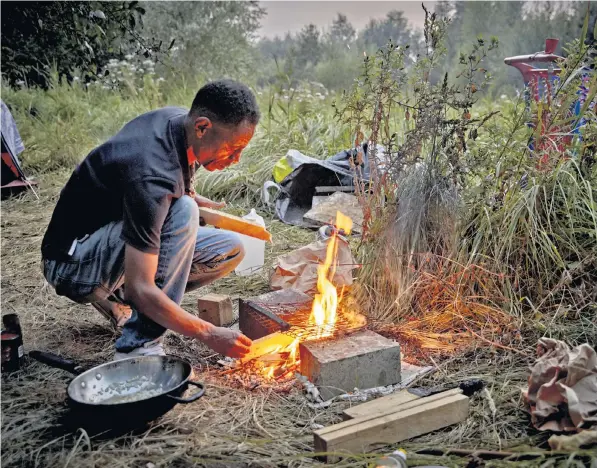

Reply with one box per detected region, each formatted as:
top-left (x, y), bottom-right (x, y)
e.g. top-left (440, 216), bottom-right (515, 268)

top-left (314, 393), bottom-right (469, 462)
top-left (342, 387), bottom-right (462, 420)
top-left (342, 390), bottom-right (420, 420)
top-left (199, 208), bottom-right (272, 242)
top-left (238, 332), bottom-right (296, 364)
top-left (317, 389), bottom-right (462, 436)
top-left (315, 186), bottom-right (355, 194)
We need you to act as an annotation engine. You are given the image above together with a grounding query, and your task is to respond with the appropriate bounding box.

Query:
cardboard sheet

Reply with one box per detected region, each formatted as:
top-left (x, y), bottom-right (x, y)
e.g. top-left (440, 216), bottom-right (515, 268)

top-left (270, 238), bottom-right (355, 294)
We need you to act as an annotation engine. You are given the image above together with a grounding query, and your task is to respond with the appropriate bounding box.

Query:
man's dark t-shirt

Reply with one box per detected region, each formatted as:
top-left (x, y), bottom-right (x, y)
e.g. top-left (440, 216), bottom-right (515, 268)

top-left (42, 107), bottom-right (194, 260)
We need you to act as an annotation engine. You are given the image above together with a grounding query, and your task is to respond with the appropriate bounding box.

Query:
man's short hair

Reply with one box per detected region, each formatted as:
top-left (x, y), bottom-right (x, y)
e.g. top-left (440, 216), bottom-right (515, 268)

top-left (190, 79), bottom-right (260, 126)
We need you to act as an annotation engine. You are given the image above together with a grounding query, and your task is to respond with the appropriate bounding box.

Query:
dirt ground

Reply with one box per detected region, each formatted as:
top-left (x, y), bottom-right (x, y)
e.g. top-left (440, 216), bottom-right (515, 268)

top-left (1, 173), bottom-right (594, 468)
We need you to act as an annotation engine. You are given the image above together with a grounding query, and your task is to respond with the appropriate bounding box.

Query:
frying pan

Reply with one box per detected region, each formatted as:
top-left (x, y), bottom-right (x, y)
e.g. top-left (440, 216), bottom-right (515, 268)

top-left (30, 351), bottom-right (205, 435)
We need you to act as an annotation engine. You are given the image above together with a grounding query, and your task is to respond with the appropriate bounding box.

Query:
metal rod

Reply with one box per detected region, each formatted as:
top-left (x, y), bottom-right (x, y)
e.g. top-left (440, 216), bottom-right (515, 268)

top-left (245, 300), bottom-right (291, 331)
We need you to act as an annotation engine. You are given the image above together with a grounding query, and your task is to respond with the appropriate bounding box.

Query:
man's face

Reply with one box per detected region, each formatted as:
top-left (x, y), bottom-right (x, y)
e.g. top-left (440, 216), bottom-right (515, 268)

top-left (195, 120), bottom-right (255, 172)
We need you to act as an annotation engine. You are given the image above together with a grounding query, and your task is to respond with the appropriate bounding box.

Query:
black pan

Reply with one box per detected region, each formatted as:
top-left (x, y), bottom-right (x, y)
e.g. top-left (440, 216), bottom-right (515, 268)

top-left (30, 351), bottom-right (205, 435)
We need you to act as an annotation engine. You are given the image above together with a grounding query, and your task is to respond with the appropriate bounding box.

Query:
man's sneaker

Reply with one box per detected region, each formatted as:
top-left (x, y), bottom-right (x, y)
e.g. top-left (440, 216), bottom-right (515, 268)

top-left (112, 339), bottom-right (166, 362)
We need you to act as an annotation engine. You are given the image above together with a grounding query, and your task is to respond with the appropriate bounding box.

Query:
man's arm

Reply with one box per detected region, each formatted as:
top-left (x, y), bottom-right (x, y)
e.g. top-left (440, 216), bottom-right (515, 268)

top-left (194, 194), bottom-right (225, 209)
top-left (123, 244), bottom-right (252, 358)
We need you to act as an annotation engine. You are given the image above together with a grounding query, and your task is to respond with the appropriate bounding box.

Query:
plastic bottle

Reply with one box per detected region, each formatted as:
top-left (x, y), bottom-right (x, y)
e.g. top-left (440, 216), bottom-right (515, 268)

top-left (375, 449), bottom-right (408, 468)
top-left (234, 209), bottom-right (266, 276)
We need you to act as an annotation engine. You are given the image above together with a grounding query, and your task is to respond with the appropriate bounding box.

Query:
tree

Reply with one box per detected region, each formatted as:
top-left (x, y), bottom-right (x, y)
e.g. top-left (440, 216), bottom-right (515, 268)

top-left (259, 33), bottom-right (294, 61)
top-left (329, 13), bottom-right (356, 44)
top-left (141, 1), bottom-right (265, 80)
top-left (360, 10), bottom-right (414, 49)
top-left (294, 24), bottom-right (323, 69)
top-left (1, 1), bottom-right (151, 88)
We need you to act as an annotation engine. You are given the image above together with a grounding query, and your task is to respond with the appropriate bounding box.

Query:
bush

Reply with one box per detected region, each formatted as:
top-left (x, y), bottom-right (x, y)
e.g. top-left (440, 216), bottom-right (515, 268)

top-left (336, 7), bottom-right (597, 351)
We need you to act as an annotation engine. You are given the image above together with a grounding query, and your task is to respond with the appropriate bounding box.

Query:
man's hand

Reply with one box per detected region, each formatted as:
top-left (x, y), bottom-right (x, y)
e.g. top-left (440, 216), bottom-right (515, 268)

top-left (201, 327), bottom-right (252, 359)
top-left (194, 194), bottom-right (225, 209)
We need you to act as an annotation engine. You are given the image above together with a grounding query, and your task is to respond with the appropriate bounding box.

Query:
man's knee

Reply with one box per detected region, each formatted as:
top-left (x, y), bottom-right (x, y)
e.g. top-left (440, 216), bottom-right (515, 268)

top-left (222, 231), bottom-right (245, 266)
top-left (168, 195), bottom-right (199, 232)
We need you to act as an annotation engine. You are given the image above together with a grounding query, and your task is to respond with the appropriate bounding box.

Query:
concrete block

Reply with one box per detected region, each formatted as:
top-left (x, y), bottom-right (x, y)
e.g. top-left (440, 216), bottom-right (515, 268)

top-left (299, 330), bottom-right (401, 400)
top-left (197, 294), bottom-right (233, 326)
top-left (239, 289), bottom-right (311, 340)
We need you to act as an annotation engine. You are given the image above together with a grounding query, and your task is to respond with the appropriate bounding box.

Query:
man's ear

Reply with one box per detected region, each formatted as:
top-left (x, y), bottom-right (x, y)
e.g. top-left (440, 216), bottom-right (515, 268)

top-left (194, 117), bottom-right (212, 139)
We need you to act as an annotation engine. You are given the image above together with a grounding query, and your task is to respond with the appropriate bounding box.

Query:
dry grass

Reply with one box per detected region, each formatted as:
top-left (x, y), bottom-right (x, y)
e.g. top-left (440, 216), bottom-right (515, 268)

top-left (2, 172), bottom-right (595, 468)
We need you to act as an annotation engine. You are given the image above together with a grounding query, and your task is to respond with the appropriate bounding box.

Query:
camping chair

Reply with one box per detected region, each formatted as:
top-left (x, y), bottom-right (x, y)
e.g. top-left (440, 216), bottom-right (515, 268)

top-left (1, 134), bottom-right (38, 199)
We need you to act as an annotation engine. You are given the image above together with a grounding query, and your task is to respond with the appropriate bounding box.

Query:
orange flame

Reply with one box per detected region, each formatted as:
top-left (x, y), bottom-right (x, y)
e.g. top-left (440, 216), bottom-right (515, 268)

top-left (257, 337), bottom-right (300, 380)
top-left (310, 212), bottom-right (353, 339)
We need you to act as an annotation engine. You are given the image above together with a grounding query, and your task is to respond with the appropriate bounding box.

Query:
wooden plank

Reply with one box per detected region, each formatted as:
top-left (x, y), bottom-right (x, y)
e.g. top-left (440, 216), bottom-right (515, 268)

top-left (199, 208), bottom-right (272, 242)
top-left (314, 393), bottom-right (469, 462)
top-left (342, 390), bottom-right (420, 420)
top-left (317, 388), bottom-right (462, 436)
top-left (238, 332), bottom-right (296, 364)
top-left (342, 387), bottom-right (462, 420)
top-left (315, 186), bottom-right (355, 194)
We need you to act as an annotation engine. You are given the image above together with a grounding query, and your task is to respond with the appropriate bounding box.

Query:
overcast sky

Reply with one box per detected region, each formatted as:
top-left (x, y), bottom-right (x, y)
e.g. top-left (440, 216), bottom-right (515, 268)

top-left (258, 1), bottom-right (437, 38)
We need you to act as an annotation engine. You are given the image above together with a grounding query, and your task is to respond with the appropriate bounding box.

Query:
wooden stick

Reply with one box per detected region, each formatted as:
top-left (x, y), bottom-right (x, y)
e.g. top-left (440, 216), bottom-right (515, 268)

top-left (415, 447), bottom-right (556, 461)
top-left (199, 208), bottom-right (272, 242)
top-left (343, 390), bottom-right (420, 420)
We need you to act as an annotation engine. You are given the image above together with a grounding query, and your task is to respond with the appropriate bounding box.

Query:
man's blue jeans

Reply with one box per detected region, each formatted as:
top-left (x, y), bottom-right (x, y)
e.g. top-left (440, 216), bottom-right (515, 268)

top-left (42, 196), bottom-right (244, 352)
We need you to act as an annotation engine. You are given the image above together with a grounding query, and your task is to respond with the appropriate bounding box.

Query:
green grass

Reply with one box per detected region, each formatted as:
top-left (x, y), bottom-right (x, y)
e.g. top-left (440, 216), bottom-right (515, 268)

top-left (3, 76), bottom-right (350, 204)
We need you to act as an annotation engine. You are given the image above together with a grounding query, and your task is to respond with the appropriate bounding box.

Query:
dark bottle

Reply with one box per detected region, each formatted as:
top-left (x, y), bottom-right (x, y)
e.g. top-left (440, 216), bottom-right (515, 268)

top-left (2, 314), bottom-right (24, 368)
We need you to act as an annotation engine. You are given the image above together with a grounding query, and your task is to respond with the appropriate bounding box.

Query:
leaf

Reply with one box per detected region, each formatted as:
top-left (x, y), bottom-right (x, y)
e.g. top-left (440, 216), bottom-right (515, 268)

top-left (168, 38), bottom-right (176, 50)
top-left (580, 5), bottom-right (589, 47)
top-left (94, 10), bottom-right (106, 20)
top-left (567, 261), bottom-right (581, 270)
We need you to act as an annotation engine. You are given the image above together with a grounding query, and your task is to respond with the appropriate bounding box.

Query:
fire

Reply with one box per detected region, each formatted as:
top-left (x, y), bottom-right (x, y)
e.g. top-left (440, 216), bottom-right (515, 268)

top-left (310, 211), bottom-right (353, 339)
top-left (254, 336), bottom-right (299, 381)
top-left (243, 211), bottom-right (357, 382)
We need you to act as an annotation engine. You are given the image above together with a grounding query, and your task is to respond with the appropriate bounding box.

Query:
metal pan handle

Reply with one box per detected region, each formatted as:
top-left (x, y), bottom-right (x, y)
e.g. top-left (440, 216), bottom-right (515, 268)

top-left (29, 350), bottom-right (84, 375)
top-left (167, 380), bottom-right (205, 404)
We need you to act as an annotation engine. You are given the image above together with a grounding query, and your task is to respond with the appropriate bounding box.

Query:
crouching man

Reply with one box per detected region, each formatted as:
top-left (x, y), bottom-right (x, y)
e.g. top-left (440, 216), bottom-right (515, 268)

top-left (41, 79), bottom-right (256, 361)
